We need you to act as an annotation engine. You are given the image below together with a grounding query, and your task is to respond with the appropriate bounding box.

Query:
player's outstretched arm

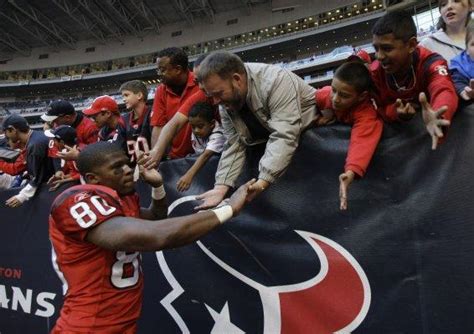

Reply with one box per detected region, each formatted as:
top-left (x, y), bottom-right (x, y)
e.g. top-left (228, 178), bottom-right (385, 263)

top-left (85, 179), bottom-right (255, 252)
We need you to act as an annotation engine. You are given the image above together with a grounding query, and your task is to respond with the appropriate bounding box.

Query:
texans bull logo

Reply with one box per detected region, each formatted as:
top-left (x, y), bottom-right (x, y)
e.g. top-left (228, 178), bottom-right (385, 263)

top-left (156, 195), bottom-right (371, 333)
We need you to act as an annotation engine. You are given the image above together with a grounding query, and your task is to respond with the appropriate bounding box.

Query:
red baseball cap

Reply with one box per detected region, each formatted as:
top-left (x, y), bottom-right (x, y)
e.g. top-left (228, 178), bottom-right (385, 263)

top-left (83, 95), bottom-right (119, 116)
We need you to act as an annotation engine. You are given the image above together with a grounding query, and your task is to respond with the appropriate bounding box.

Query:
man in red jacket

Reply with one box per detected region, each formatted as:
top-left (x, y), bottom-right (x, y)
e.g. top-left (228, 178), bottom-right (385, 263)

top-left (370, 10), bottom-right (458, 150)
top-left (148, 47), bottom-right (200, 161)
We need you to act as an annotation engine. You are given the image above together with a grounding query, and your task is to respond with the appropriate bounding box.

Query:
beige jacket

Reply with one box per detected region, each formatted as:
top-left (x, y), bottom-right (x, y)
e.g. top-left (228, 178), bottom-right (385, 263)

top-left (215, 63), bottom-right (316, 187)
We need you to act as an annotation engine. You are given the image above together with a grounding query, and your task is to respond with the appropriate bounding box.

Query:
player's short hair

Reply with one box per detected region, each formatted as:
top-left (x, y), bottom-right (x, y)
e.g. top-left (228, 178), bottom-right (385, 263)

top-left (437, 0), bottom-right (472, 31)
top-left (77, 142), bottom-right (124, 176)
top-left (189, 102), bottom-right (215, 123)
top-left (197, 51), bottom-right (246, 82)
top-left (372, 10), bottom-right (416, 42)
top-left (334, 61), bottom-right (373, 93)
top-left (157, 47), bottom-right (189, 70)
top-left (119, 80), bottom-right (148, 101)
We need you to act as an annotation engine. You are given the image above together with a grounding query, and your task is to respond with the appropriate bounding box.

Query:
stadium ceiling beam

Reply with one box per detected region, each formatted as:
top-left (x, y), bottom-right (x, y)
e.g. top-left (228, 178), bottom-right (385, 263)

top-left (0, 30), bottom-right (31, 56)
top-left (7, 0), bottom-right (77, 49)
top-left (51, 0), bottom-right (107, 44)
top-left (78, 0), bottom-right (124, 43)
top-left (173, 0), bottom-right (215, 24)
top-left (172, 0), bottom-right (195, 25)
top-left (0, 10), bottom-right (56, 48)
top-left (126, 0), bottom-right (161, 34)
top-left (99, 0), bottom-right (142, 38)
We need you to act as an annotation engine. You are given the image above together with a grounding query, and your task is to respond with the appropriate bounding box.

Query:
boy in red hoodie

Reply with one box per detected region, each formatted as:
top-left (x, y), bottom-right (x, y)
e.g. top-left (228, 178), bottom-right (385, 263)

top-left (370, 10), bottom-right (458, 150)
top-left (315, 61), bottom-right (383, 210)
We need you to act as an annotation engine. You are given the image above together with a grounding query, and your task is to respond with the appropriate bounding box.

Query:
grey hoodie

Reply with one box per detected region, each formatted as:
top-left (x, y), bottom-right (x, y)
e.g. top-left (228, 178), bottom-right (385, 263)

top-left (419, 30), bottom-right (464, 65)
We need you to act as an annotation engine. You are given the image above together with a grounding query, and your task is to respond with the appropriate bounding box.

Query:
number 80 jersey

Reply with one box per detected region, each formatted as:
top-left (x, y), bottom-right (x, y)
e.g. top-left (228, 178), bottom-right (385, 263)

top-left (49, 184), bottom-right (143, 333)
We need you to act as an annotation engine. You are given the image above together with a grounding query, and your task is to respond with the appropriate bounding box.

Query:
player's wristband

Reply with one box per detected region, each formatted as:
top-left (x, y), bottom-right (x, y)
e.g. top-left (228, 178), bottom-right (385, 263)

top-left (212, 205), bottom-right (233, 224)
top-left (151, 185), bottom-right (166, 200)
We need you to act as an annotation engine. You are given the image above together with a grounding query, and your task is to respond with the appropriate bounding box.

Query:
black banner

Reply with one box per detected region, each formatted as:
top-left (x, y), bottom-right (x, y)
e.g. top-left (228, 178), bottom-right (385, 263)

top-left (1, 106), bottom-right (473, 333)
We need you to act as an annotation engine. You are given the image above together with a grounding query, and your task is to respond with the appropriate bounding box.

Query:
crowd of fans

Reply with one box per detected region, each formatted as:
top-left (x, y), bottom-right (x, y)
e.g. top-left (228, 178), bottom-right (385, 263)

top-left (0, 3), bottom-right (472, 332)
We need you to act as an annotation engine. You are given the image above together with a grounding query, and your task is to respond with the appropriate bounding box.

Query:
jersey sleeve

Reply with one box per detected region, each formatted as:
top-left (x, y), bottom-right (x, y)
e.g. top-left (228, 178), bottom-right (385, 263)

top-left (51, 187), bottom-right (125, 242)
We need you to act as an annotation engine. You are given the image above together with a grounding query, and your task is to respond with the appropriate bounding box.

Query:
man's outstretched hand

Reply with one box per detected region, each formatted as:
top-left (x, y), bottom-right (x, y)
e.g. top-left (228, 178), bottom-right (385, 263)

top-left (419, 92), bottom-right (450, 150)
top-left (227, 179), bottom-right (256, 216)
top-left (195, 185), bottom-right (230, 210)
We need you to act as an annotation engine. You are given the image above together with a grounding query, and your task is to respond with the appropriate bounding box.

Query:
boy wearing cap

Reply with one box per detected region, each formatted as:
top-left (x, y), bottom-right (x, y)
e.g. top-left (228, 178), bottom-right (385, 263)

top-left (45, 125), bottom-right (81, 191)
top-left (83, 95), bottom-right (128, 153)
top-left (2, 114), bottom-right (54, 207)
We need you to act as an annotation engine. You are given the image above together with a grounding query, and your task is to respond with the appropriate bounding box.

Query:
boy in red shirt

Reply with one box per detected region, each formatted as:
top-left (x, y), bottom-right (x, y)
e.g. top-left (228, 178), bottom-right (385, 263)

top-left (315, 61), bottom-right (383, 210)
top-left (370, 10), bottom-right (458, 150)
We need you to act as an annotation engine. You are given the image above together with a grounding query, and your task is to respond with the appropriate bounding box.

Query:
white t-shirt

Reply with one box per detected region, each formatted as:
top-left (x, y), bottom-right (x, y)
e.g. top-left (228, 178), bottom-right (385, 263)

top-left (191, 122), bottom-right (225, 155)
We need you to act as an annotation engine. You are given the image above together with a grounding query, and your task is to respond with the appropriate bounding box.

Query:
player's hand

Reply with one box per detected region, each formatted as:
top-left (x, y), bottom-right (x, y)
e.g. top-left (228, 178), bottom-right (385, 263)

top-left (176, 173), bottom-right (193, 192)
top-left (228, 179), bottom-right (256, 216)
top-left (5, 195), bottom-right (23, 208)
top-left (419, 92), bottom-right (450, 150)
top-left (195, 185), bottom-right (230, 210)
top-left (56, 145), bottom-right (80, 161)
top-left (395, 99), bottom-right (416, 121)
top-left (339, 170), bottom-right (355, 211)
top-left (136, 149), bottom-right (163, 187)
top-left (246, 179), bottom-right (270, 202)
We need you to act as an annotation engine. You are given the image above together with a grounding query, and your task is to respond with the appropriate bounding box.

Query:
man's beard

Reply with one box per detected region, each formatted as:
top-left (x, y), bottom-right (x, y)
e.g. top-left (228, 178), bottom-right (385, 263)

top-left (225, 86), bottom-right (245, 112)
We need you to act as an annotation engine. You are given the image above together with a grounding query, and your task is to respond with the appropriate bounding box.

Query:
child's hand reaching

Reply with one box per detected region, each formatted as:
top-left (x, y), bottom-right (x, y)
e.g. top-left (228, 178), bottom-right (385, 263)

top-left (177, 173), bottom-right (193, 192)
top-left (314, 109), bottom-right (336, 126)
top-left (339, 170), bottom-right (355, 210)
top-left (419, 92), bottom-right (450, 150)
top-left (395, 99), bottom-right (417, 121)
top-left (460, 80), bottom-right (474, 100)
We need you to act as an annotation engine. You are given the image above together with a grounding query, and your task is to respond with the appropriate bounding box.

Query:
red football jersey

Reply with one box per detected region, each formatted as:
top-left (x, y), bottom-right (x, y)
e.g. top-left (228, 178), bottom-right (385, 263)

top-left (49, 184), bottom-right (143, 333)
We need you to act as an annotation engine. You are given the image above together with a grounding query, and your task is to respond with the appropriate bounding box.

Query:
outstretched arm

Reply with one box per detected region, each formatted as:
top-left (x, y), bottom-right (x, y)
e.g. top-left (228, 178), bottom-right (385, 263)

top-left (144, 113), bottom-right (188, 169)
top-left (86, 179), bottom-right (255, 252)
top-left (177, 149), bottom-right (215, 192)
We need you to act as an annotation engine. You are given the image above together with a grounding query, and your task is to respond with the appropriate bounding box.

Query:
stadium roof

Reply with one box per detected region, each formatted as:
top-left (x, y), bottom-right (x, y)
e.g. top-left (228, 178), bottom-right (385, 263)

top-left (0, 0), bottom-right (269, 59)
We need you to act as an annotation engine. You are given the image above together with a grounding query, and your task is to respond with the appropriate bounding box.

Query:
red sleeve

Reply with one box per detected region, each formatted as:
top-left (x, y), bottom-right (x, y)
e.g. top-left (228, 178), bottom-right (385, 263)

top-left (52, 186), bottom-right (125, 242)
top-left (177, 90), bottom-right (208, 117)
top-left (345, 101), bottom-right (383, 177)
top-left (315, 86), bottom-right (333, 111)
top-left (426, 60), bottom-right (458, 122)
top-left (150, 84), bottom-right (167, 127)
top-left (0, 150), bottom-right (27, 175)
